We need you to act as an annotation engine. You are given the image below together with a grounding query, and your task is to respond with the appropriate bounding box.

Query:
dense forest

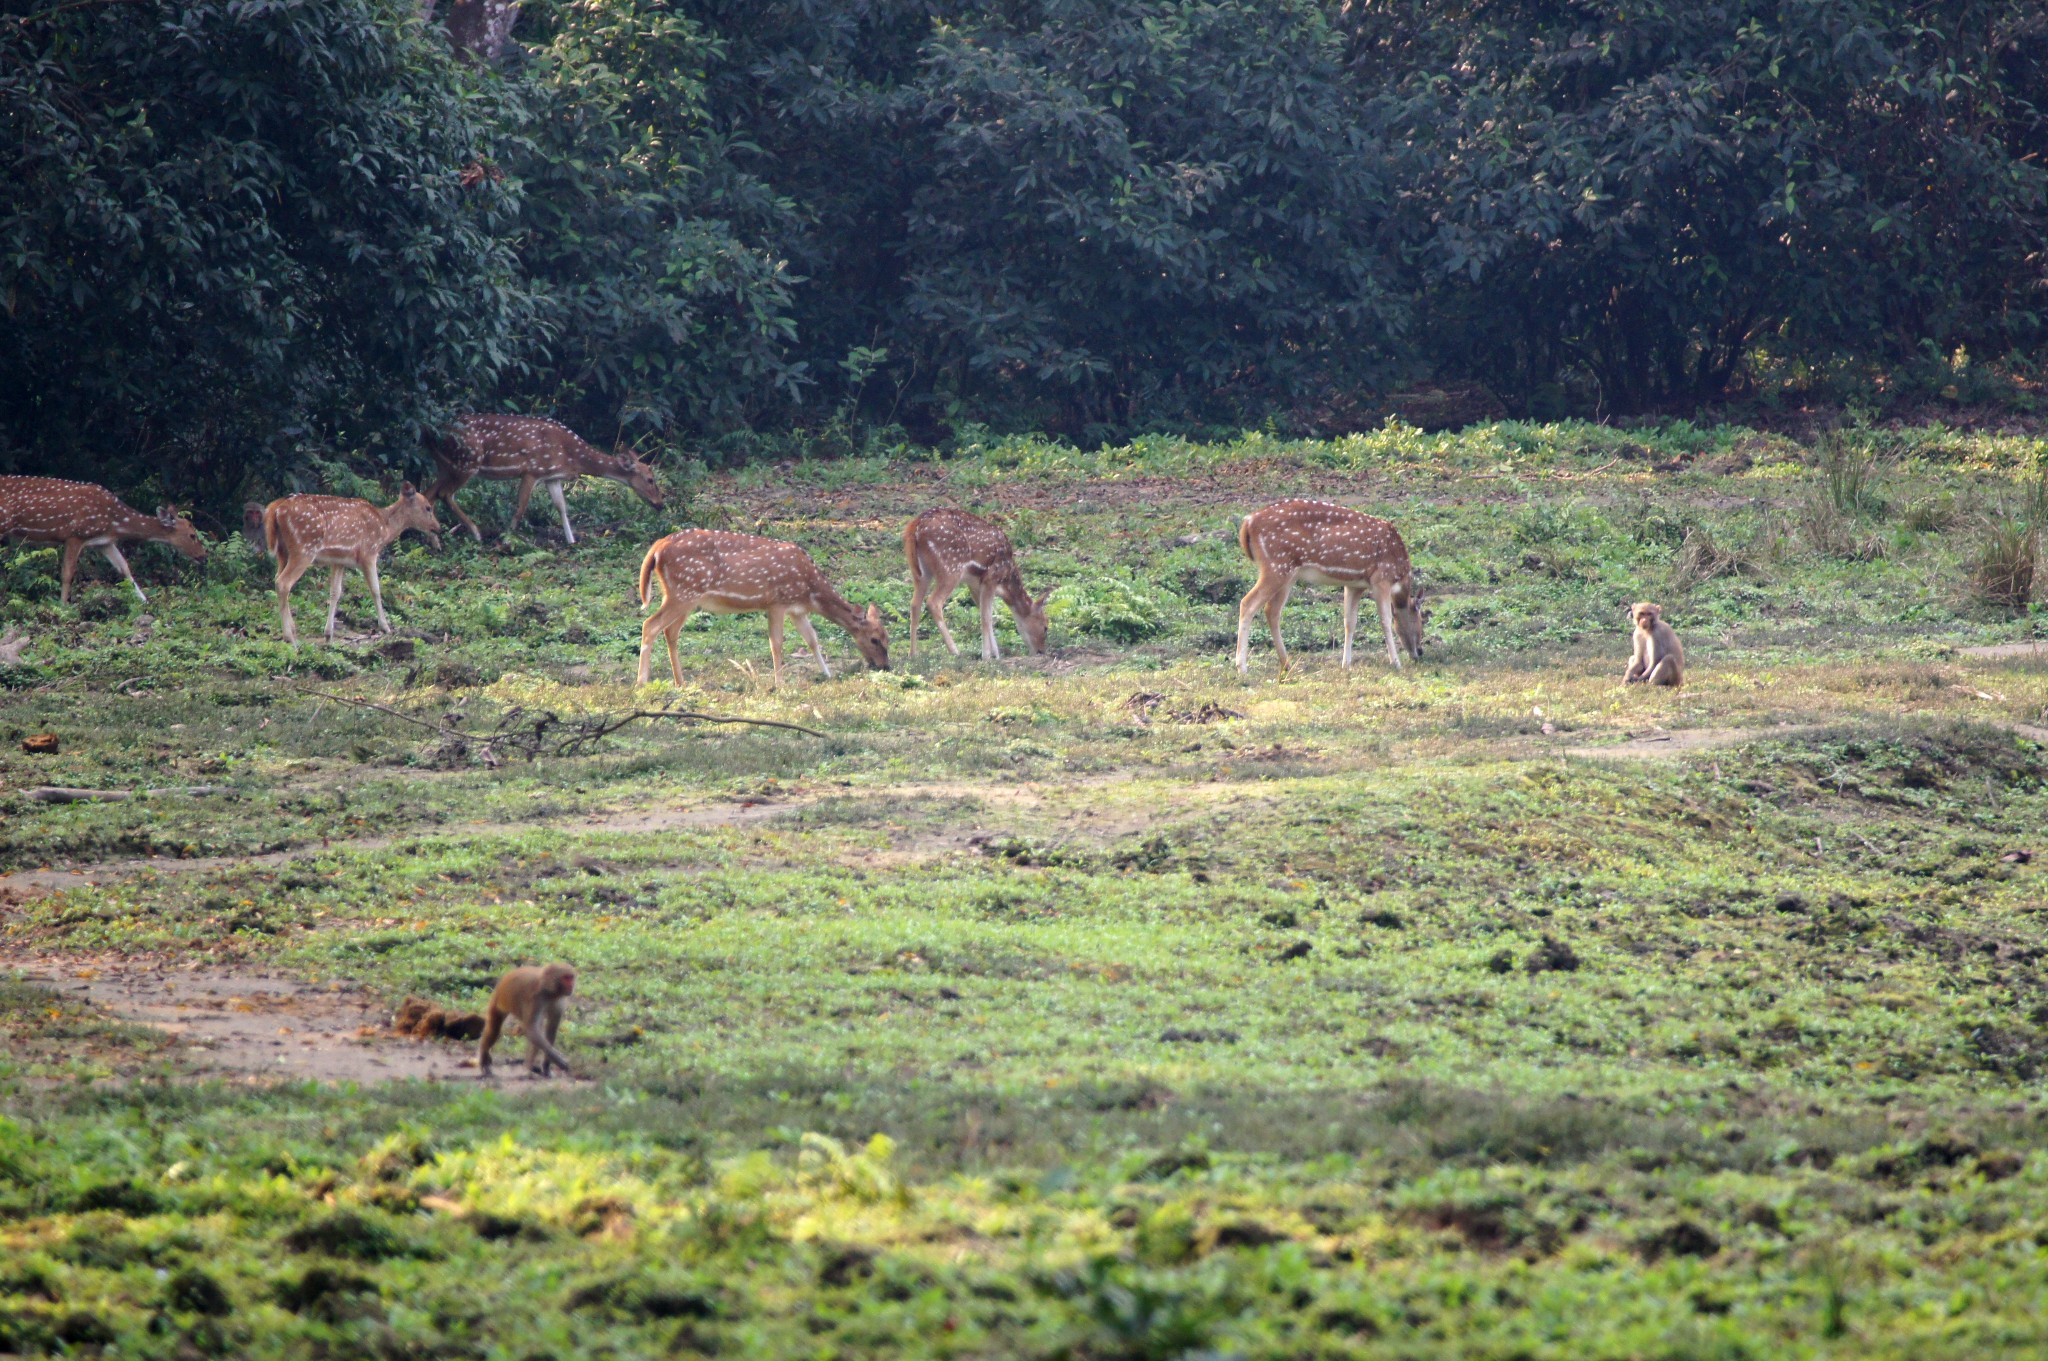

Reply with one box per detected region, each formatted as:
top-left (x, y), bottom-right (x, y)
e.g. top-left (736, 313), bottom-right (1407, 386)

top-left (4, 0), bottom-right (2045, 505)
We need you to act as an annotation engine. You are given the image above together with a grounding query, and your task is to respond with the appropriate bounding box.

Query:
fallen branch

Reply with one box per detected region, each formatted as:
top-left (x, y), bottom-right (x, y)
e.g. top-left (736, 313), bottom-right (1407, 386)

top-left (294, 686), bottom-right (828, 764)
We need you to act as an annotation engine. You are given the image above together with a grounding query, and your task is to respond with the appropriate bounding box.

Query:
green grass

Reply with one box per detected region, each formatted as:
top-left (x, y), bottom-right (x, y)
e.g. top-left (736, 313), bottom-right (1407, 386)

top-left (3, 420), bottom-right (2048, 1357)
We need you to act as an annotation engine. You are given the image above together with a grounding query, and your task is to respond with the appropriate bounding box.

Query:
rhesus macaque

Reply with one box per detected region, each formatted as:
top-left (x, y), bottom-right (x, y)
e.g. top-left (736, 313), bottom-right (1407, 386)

top-left (478, 963), bottom-right (576, 1078)
top-left (1623, 601), bottom-right (1684, 687)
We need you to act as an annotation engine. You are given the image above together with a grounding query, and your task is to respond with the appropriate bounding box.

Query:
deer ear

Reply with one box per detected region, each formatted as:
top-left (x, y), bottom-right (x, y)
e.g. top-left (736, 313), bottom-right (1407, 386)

top-left (1035, 587), bottom-right (1054, 609)
top-left (156, 505), bottom-right (177, 526)
top-left (401, 480), bottom-right (419, 497)
top-left (866, 603), bottom-right (882, 626)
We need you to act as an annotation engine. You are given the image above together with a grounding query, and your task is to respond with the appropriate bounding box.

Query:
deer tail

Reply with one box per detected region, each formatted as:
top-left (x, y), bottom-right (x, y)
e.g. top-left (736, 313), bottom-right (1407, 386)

top-left (638, 540), bottom-right (660, 610)
top-left (261, 504), bottom-right (280, 561)
top-left (1237, 514), bottom-right (1254, 562)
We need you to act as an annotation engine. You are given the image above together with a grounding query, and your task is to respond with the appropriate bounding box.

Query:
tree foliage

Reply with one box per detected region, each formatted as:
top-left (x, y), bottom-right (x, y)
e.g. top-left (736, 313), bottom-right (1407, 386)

top-left (490, 0), bottom-right (805, 439)
top-left (0, 0), bottom-right (531, 502)
top-left (3, 0), bottom-right (2046, 506)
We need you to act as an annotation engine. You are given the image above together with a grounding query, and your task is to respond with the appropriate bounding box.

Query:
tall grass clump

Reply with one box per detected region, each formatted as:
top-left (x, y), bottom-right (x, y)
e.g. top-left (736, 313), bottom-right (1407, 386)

top-left (1971, 479), bottom-right (2046, 609)
top-left (1814, 431), bottom-right (1893, 518)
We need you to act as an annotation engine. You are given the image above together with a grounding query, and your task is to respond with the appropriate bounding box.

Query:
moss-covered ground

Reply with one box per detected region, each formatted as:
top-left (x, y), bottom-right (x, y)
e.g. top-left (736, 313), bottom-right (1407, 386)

top-left (2, 421), bottom-right (2046, 1357)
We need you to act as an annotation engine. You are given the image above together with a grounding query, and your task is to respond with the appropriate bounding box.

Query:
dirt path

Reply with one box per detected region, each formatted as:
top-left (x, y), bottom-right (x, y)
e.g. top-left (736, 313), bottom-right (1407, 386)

top-left (0, 772), bottom-right (1151, 905)
top-left (1962, 641), bottom-right (2048, 660)
top-left (13, 952), bottom-right (472, 1085)
top-left (1559, 725), bottom-right (1815, 759)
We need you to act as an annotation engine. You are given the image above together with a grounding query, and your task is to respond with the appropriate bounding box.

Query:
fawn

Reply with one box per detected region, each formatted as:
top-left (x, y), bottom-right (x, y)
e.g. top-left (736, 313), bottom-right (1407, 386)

top-left (903, 508), bottom-right (1051, 659)
top-left (260, 485), bottom-right (441, 644)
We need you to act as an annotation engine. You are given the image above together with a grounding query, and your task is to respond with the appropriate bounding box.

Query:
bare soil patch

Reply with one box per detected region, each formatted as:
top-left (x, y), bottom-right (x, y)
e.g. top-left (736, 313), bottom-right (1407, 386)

top-left (10, 952), bottom-right (471, 1084)
top-left (1561, 726), bottom-right (1816, 759)
top-left (1962, 641), bottom-right (2048, 660)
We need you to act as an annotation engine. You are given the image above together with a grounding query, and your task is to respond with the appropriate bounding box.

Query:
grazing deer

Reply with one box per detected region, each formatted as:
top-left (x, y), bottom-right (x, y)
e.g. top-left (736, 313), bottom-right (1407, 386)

top-left (0, 477), bottom-right (206, 603)
top-left (637, 529), bottom-right (889, 685)
top-left (903, 508), bottom-right (1051, 660)
top-left (260, 485), bottom-right (441, 645)
top-left (427, 414), bottom-right (662, 544)
top-left (1235, 499), bottom-right (1423, 674)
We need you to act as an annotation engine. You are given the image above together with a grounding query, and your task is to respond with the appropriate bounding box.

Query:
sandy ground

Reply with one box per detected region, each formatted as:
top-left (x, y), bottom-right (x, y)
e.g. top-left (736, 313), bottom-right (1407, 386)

top-left (1961, 641), bottom-right (2048, 660)
top-left (13, 952), bottom-right (479, 1085)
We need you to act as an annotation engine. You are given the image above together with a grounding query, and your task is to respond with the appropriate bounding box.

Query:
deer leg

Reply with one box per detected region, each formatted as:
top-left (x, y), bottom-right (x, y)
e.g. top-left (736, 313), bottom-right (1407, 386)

top-left (323, 568), bottom-right (348, 642)
top-left (977, 581), bottom-right (1000, 660)
top-left (546, 480), bottom-right (576, 545)
top-left (364, 557), bottom-right (392, 634)
top-left (431, 468), bottom-right (483, 543)
top-left (906, 566), bottom-right (927, 658)
top-left (1265, 581), bottom-right (1294, 673)
top-left (638, 596), bottom-right (692, 685)
top-left (1376, 585), bottom-right (1404, 670)
top-left (275, 557), bottom-right (309, 646)
top-left (766, 607), bottom-right (790, 685)
top-left (795, 613), bottom-right (832, 679)
top-left (1236, 568), bottom-right (1281, 673)
top-left (505, 475), bottom-right (538, 540)
top-left (928, 571), bottom-right (963, 657)
top-left (94, 543), bottom-right (145, 603)
top-left (59, 540), bottom-right (83, 604)
top-left (1340, 586), bottom-right (1362, 668)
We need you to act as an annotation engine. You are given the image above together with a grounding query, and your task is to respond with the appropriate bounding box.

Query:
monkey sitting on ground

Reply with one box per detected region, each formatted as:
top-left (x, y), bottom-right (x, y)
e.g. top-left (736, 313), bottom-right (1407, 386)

top-left (478, 963), bottom-right (576, 1078)
top-left (1623, 601), bottom-right (1684, 687)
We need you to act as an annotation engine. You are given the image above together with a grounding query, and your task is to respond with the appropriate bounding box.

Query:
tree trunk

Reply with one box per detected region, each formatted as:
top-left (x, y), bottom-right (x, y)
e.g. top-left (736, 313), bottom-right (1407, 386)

top-left (439, 0), bottom-right (518, 62)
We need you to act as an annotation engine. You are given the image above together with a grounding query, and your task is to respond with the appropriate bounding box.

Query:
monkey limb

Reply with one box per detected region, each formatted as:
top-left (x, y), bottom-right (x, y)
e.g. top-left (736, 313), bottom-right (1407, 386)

top-left (478, 963), bottom-right (576, 1077)
top-left (1625, 602), bottom-right (1684, 688)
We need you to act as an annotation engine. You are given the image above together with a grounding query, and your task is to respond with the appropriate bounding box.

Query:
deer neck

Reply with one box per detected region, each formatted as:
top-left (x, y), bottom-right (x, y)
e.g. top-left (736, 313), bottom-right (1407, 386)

top-left (805, 575), bottom-right (865, 632)
top-left (564, 438), bottom-right (622, 480)
top-left (371, 501), bottom-right (415, 551)
top-left (986, 559), bottom-right (1033, 613)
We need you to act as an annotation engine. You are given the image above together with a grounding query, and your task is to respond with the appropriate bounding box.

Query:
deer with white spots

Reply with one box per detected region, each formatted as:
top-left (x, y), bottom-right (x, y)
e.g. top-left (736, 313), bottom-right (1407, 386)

top-left (427, 414), bottom-right (662, 544)
top-left (0, 477), bottom-right (206, 604)
top-left (903, 508), bottom-right (1051, 660)
top-left (260, 485), bottom-right (441, 645)
top-left (1235, 499), bottom-right (1423, 674)
top-left (637, 529), bottom-right (889, 685)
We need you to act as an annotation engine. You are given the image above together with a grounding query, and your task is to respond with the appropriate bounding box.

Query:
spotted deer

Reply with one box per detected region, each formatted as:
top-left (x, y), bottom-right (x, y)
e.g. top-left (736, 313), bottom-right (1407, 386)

top-left (1235, 499), bottom-right (1423, 673)
top-left (903, 508), bottom-right (1051, 660)
top-left (637, 529), bottom-right (889, 685)
top-left (427, 414), bottom-right (662, 544)
top-left (260, 485), bottom-right (441, 645)
top-left (0, 477), bottom-right (206, 603)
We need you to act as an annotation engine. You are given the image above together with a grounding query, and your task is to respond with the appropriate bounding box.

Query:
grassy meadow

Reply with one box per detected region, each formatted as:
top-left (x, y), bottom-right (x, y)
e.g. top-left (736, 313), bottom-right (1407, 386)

top-left (2, 420), bottom-right (2047, 1358)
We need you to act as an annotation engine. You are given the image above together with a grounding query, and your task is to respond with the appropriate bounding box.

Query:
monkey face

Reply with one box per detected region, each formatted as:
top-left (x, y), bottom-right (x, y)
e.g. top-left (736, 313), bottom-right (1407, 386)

top-left (1631, 602), bottom-right (1662, 630)
top-left (542, 964), bottom-right (576, 997)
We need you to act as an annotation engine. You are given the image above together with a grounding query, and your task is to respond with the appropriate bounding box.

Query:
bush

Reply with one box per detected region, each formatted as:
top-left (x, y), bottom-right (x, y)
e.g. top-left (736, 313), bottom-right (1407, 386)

top-left (1971, 482), bottom-right (2045, 610)
top-left (1047, 579), bottom-right (1169, 643)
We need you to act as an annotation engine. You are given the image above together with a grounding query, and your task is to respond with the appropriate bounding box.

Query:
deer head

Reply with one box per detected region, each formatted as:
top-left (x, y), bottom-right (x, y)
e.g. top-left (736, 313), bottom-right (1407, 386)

top-left (606, 448), bottom-right (663, 507)
top-left (155, 505), bottom-right (208, 560)
top-left (395, 482), bottom-right (443, 549)
top-left (848, 601), bottom-right (891, 671)
top-left (1014, 586), bottom-right (1054, 653)
top-left (1392, 573), bottom-right (1424, 660)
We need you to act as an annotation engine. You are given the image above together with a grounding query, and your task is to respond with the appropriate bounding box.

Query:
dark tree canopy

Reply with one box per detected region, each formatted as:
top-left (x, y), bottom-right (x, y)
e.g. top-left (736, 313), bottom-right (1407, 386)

top-left (0, 0), bottom-right (532, 503)
top-left (3, 0), bottom-right (2045, 505)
